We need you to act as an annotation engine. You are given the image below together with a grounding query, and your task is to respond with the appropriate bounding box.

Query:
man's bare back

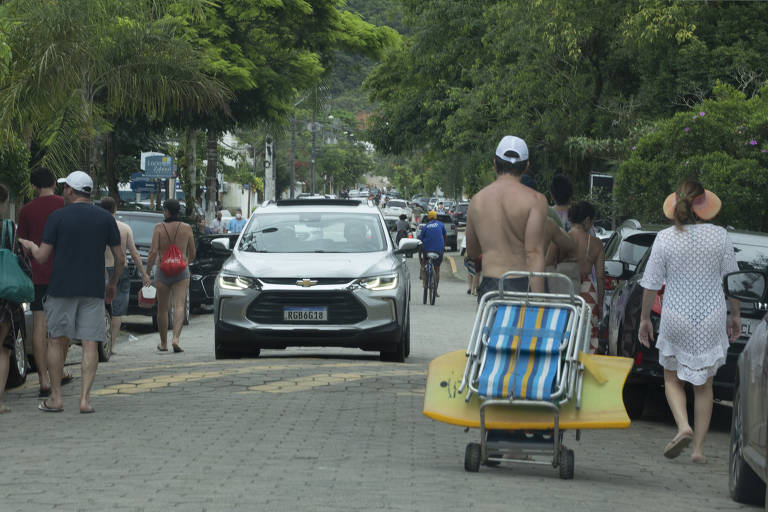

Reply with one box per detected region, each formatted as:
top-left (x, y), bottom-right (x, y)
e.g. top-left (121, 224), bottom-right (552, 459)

top-left (466, 175), bottom-right (548, 282)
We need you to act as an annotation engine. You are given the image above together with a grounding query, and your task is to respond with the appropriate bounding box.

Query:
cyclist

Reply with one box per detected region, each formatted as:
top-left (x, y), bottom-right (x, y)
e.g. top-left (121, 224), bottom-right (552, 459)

top-left (418, 210), bottom-right (447, 293)
top-left (395, 214), bottom-right (410, 246)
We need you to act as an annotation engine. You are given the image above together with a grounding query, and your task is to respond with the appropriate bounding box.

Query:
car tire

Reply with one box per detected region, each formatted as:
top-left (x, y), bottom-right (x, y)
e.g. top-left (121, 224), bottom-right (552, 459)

top-left (404, 310), bottom-right (411, 358)
top-left (97, 308), bottom-right (113, 363)
top-left (729, 387), bottom-right (766, 505)
top-left (6, 323), bottom-right (27, 388)
top-left (214, 325), bottom-right (258, 359)
top-left (622, 383), bottom-right (646, 420)
top-left (380, 321), bottom-right (406, 363)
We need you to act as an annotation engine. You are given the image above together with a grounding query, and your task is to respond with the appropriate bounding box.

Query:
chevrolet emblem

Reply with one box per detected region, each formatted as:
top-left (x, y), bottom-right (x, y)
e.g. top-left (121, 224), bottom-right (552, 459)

top-left (296, 278), bottom-right (318, 288)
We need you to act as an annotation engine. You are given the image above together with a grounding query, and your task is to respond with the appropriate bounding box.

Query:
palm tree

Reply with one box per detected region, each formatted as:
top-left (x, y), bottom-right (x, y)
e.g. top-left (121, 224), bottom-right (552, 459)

top-left (0, 0), bottom-right (230, 197)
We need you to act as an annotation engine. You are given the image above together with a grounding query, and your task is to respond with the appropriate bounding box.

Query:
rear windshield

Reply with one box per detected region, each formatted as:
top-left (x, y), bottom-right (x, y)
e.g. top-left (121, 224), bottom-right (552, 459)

top-left (238, 212), bottom-right (387, 253)
top-left (734, 242), bottom-right (768, 272)
top-left (115, 214), bottom-right (161, 245)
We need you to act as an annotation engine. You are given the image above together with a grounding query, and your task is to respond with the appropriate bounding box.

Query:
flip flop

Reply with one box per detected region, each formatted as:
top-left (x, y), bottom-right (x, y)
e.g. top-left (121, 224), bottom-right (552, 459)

top-left (664, 433), bottom-right (693, 459)
top-left (61, 374), bottom-right (74, 386)
top-left (38, 401), bottom-right (63, 413)
top-left (80, 407), bottom-right (95, 414)
top-left (157, 345), bottom-right (168, 352)
top-left (172, 344), bottom-right (184, 353)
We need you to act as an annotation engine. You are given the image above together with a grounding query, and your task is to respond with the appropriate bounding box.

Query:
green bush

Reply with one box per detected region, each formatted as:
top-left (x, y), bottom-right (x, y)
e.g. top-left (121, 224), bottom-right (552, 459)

top-left (617, 83), bottom-right (768, 231)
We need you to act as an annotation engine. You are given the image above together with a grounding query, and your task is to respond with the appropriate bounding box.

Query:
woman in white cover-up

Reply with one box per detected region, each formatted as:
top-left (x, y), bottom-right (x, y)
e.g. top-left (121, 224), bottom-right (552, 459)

top-left (638, 179), bottom-right (741, 464)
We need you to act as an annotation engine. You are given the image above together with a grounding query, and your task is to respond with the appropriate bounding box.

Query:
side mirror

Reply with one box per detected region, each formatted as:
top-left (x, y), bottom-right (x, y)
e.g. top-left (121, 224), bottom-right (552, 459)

top-left (211, 238), bottom-right (232, 255)
top-left (724, 271), bottom-right (768, 302)
top-left (395, 238), bottom-right (421, 255)
top-left (604, 260), bottom-right (631, 279)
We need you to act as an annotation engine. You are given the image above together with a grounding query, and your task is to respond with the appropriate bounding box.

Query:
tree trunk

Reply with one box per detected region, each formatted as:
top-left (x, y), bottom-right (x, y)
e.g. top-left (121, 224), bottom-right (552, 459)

top-left (185, 127), bottom-right (197, 216)
top-left (105, 131), bottom-right (119, 203)
top-left (205, 129), bottom-right (218, 223)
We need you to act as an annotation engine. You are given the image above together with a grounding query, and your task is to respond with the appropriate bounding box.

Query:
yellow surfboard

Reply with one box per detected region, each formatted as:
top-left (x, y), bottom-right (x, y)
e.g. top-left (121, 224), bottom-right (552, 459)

top-left (423, 350), bottom-right (634, 430)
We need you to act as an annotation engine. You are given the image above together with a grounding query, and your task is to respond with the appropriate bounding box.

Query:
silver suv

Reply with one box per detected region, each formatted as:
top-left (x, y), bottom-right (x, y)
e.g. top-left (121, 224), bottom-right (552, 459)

top-left (213, 199), bottom-right (420, 361)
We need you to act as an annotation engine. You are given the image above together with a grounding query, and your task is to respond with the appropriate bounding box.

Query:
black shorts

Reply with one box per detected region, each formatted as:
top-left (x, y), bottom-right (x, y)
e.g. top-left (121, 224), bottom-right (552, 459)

top-left (31, 284), bottom-right (48, 312)
top-left (477, 276), bottom-right (529, 303)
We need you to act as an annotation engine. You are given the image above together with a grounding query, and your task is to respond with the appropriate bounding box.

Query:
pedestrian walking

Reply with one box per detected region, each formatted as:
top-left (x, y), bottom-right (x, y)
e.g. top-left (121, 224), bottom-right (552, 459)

top-left (16, 168), bottom-right (68, 396)
top-left (145, 199), bottom-right (195, 353)
top-left (0, 183), bottom-right (28, 413)
top-left (550, 174), bottom-right (573, 231)
top-left (19, 171), bottom-right (124, 414)
top-left (637, 179), bottom-right (740, 463)
top-left (99, 197), bottom-right (150, 349)
top-left (210, 210), bottom-right (224, 234)
top-left (566, 201), bottom-right (605, 352)
top-left (226, 208), bottom-right (246, 234)
top-left (465, 135), bottom-right (573, 297)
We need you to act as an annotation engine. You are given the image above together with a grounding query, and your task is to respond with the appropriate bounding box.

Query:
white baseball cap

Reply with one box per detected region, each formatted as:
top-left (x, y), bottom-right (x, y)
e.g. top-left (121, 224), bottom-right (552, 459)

top-left (495, 135), bottom-right (529, 164)
top-left (57, 170), bottom-right (93, 193)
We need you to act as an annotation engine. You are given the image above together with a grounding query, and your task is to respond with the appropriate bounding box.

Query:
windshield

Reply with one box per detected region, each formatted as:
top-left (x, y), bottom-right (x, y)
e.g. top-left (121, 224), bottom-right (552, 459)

top-left (238, 212), bottom-right (387, 253)
top-left (734, 242), bottom-right (768, 272)
top-left (115, 214), bottom-right (160, 245)
top-left (387, 200), bottom-right (407, 209)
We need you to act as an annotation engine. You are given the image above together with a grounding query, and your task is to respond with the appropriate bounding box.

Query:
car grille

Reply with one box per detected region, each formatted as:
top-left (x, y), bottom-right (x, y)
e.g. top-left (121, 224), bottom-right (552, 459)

top-left (258, 278), bottom-right (354, 286)
top-left (246, 291), bottom-right (367, 324)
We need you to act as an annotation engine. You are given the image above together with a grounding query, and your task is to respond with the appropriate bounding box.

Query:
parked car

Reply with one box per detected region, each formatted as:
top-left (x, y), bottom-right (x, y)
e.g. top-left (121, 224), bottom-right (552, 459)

top-left (723, 270), bottom-right (767, 506)
top-left (189, 234), bottom-right (240, 311)
top-left (5, 304), bottom-right (29, 388)
top-left (415, 213), bottom-right (458, 252)
top-left (606, 228), bottom-right (768, 419)
top-left (453, 202), bottom-right (469, 226)
top-left (381, 199), bottom-right (412, 220)
top-left (213, 198), bottom-right (421, 361)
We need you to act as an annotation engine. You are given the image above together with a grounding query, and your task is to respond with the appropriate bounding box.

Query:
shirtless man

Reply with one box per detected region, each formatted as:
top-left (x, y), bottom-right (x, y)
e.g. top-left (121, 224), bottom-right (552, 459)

top-left (99, 197), bottom-right (150, 349)
top-left (145, 199), bottom-right (195, 352)
top-left (466, 135), bottom-right (574, 298)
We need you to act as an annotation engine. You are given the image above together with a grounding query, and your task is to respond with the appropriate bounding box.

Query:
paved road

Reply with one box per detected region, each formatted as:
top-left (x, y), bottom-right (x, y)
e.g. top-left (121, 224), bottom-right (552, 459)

top-left (0, 256), bottom-right (756, 511)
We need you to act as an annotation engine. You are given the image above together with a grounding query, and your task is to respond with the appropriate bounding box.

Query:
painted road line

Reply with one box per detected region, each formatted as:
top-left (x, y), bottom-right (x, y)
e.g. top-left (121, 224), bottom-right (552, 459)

top-left (447, 254), bottom-right (457, 274)
top-left (241, 369), bottom-right (425, 394)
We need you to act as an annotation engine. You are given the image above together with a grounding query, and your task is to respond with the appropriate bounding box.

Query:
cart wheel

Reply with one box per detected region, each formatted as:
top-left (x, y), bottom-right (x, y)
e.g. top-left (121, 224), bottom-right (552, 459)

top-left (464, 443), bottom-right (482, 472)
top-left (558, 448), bottom-right (574, 480)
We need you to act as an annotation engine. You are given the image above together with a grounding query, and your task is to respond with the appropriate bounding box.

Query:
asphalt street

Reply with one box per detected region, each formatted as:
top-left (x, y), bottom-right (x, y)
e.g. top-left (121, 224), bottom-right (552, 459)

top-left (0, 248), bottom-right (756, 512)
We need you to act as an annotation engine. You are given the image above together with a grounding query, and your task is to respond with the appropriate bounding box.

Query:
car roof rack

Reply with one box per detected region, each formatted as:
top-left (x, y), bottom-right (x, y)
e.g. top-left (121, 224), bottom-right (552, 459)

top-left (275, 199), bottom-right (361, 207)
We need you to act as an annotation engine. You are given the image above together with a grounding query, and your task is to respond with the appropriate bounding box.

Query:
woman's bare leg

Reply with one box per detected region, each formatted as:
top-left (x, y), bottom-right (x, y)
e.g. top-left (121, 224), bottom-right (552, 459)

top-left (664, 369), bottom-right (693, 438)
top-left (170, 278), bottom-right (189, 348)
top-left (691, 377), bottom-right (714, 462)
top-left (155, 281), bottom-right (170, 349)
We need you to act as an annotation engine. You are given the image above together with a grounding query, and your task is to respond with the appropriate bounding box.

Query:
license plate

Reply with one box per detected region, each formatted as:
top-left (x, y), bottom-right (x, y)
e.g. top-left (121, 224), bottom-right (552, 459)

top-left (741, 318), bottom-right (753, 338)
top-left (283, 307), bottom-right (327, 322)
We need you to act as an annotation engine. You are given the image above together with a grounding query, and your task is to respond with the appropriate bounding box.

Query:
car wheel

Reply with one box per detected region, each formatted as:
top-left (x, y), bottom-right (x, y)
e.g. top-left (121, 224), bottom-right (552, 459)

top-left (6, 324), bottom-right (27, 388)
top-left (404, 309), bottom-right (411, 358)
top-left (214, 325), bottom-right (258, 359)
top-left (97, 308), bottom-right (113, 362)
top-left (622, 383), bottom-right (646, 420)
top-left (729, 387), bottom-right (766, 504)
top-left (380, 322), bottom-right (406, 363)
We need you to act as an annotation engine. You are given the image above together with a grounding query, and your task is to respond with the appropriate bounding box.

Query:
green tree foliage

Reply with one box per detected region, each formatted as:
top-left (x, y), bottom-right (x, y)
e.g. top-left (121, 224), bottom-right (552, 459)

top-left (365, 1), bottom-right (768, 201)
top-left (616, 84), bottom-right (768, 231)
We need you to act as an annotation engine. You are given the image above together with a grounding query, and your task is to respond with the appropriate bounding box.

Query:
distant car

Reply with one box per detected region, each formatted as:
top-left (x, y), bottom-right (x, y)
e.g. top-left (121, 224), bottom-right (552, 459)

top-left (189, 234), bottom-right (240, 310)
top-left (382, 199), bottom-right (412, 220)
top-left (415, 213), bottom-right (458, 252)
top-left (606, 228), bottom-right (768, 420)
top-left (213, 198), bottom-right (420, 361)
top-left (453, 202), bottom-right (469, 226)
top-left (723, 270), bottom-right (767, 506)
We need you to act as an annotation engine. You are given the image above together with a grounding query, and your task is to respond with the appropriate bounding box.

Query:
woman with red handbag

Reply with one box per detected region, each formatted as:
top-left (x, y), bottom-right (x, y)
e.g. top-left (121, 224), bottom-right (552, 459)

top-left (146, 199), bottom-right (196, 353)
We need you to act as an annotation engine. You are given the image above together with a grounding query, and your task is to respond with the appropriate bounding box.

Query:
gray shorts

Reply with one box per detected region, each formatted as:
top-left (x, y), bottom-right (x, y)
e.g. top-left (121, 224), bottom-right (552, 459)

top-left (155, 266), bottom-right (190, 287)
top-left (44, 296), bottom-right (106, 343)
top-left (106, 267), bottom-right (130, 316)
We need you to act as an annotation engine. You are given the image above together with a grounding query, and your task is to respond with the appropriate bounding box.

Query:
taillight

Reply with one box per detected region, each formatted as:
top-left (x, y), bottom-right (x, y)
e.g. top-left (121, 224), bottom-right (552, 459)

top-left (651, 285), bottom-right (665, 315)
top-left (605, 276), bottom-right (617, 291)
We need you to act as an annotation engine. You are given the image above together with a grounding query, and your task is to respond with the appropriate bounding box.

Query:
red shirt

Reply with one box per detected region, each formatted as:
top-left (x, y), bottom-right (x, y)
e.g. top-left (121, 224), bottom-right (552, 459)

top-left (17, 194), bottom-right (65, 285)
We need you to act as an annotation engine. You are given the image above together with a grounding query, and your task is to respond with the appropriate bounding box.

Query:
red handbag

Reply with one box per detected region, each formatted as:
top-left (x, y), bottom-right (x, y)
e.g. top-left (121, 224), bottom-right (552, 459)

top-left (158, 224), bottom-right (187, 276)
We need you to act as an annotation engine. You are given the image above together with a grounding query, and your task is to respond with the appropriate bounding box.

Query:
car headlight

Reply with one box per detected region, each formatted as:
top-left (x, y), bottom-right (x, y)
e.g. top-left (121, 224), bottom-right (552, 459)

top-left (218, 274), bottom-right (259, 291)
top-left (357, 274), bottom-right (398, 291)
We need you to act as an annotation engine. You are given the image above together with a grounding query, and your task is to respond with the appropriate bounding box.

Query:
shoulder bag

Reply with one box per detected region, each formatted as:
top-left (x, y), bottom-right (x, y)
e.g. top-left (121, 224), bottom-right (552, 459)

top-left (0, 219), bottom-right (34, 303)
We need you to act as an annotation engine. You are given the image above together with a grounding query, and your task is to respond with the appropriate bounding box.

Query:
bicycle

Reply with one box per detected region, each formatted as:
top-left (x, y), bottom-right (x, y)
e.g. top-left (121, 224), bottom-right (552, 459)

top-left (422, 252), bottom-right (440, 305)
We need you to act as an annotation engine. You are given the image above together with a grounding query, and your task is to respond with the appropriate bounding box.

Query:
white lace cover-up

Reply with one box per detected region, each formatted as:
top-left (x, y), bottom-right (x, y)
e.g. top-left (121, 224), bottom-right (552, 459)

top-left (639, 224), bottom-right (738, 385)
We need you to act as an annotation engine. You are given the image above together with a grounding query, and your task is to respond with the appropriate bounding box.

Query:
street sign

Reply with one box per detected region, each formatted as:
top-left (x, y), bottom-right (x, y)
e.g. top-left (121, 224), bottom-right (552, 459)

top-left (144, 155), bottom-right (174, 178)
top-left (130, 172), bottom-right (153, 193)
top-left (243, 183), bottom-right (250, 190)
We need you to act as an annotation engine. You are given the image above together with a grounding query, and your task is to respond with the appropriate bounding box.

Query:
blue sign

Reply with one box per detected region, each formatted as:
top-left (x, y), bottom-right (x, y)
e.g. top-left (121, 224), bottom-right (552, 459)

top-left (144, 155), bottom-right (174, 178)
top-left (130, 172), bottom-right (153, 192)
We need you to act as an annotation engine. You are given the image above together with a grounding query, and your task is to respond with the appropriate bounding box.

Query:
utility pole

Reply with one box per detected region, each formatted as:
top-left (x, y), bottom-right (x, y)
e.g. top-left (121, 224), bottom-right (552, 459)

top-left (310, 107), bottom-right (316, 195)
top-left (290, 118), bottom-right (296, 198)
